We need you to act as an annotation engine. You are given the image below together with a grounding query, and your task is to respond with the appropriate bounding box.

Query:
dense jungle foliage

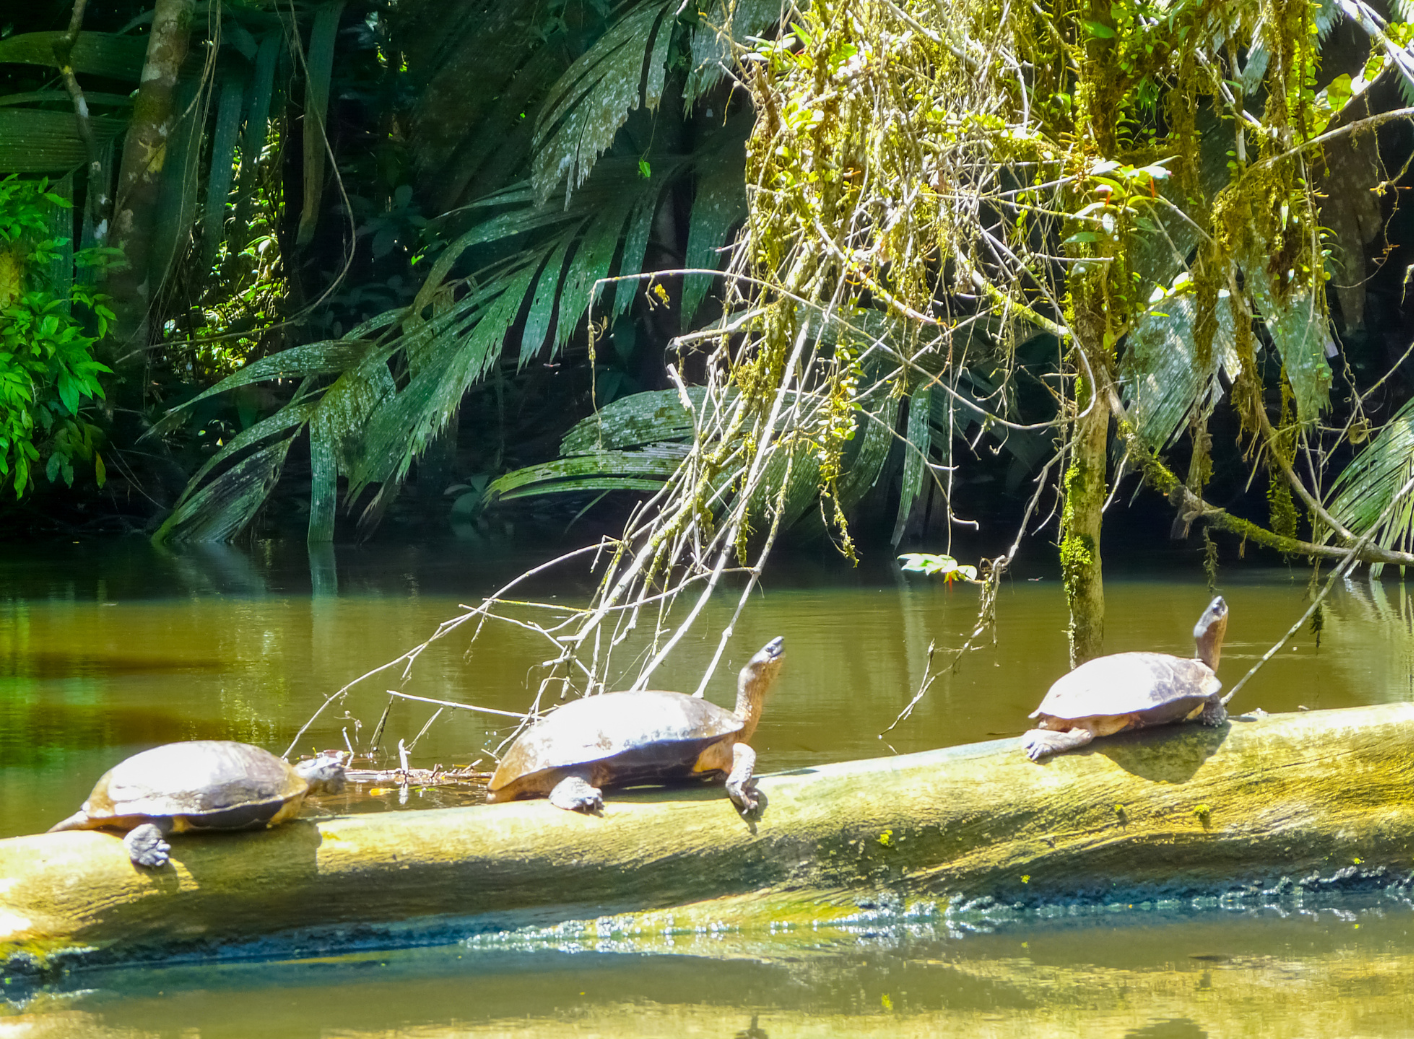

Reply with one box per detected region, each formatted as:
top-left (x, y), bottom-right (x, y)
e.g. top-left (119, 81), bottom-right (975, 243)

top-left (7, 0), bottom-right (1414, 677)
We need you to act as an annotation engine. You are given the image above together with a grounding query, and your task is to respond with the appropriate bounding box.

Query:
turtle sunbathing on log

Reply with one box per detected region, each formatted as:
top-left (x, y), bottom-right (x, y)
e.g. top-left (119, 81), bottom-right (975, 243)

top-left (50, 741), bottom-right (346, 867)
top-left (1022, 596), bottom-right (1229, 761)
top-left (488, 636), bottom-right (785, 812)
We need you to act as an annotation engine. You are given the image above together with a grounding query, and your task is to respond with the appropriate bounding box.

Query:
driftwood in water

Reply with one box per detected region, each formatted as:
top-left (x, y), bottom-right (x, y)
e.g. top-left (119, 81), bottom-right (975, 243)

top-left (3, 703), bottom-right (1413, 971)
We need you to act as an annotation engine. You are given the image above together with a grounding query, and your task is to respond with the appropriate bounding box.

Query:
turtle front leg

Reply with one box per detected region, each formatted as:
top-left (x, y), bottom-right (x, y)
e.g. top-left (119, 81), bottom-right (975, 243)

top-left (1197, 699), bottom-right (1228, 727)
top-left (725, 742), bottom-right (758, 812)
top-left (548, 775), bottom-right (602, 812)
top-left (1021, 727), bottom-right (1095, 761)
top-left (123, 820), bottom-right (174, 868)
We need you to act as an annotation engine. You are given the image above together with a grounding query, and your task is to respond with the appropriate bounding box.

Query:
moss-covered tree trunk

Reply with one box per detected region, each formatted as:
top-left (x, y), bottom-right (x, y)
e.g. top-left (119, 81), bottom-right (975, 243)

top-left (1061, 360), bottom-right (1110, 667)
top-left (1058, 0), bottom-right (1125, 668)
top-left (106, 0), bottom-right (194, 360)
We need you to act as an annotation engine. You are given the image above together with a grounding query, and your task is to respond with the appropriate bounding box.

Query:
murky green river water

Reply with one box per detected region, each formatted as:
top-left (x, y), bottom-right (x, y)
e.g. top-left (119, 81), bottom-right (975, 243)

top-left (3, 540), bottom-right (1414, 1036)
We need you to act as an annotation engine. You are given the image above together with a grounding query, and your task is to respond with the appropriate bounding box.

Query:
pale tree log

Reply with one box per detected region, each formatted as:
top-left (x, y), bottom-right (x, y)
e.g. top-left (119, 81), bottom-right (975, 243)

top-left (2, 704), bottom-right (1412, 974)
top-left (106, 0), bottom-right (194, 359)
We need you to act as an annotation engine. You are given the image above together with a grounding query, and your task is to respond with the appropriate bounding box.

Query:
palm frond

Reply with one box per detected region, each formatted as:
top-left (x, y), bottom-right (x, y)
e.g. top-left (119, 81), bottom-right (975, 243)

top-left (344, 253), bottom-right (548, 506)
top-left (1326, 397), bottom-right (1414, 571)
top-left (0, 31), bottom-right (147, 79)
top-left (1255, 280), bottom-right (1331, 425)
top-left (0, 110), bottom-right (126, 174)
top-left (685, 0), bottom-right (783, 104)
top-left (531, 0), bottom-right (679, 203)
top-left (681, 133), bottom-right (747, 323)
top-left (296, 1), bottom-right (344, 246)
top-left (483, 445), bottom-right (690, 505)
top-left (893, 385), bottom-right (931, 546)
top-left (831, 391), bottom-right (899, 511)
top-left (176, 336), bottom-right (385, 413)
top-left (1120, 294), bottom-right (1241, 450)
top-left (561, 387), bottom-right (706, 455)
top-left (200, 71), bottom-right (247, 270)
top-left (154, 401), bottom-right (317, 543)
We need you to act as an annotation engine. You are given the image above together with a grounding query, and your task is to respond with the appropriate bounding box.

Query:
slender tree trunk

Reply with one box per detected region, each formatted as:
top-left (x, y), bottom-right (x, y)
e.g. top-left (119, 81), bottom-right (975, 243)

top-left (1061, 0), bottom-right (1121, 669)
top-left (1061, 356), bottom-right (1109, 668)
top-left (106, 0), bottom-right (195, 361)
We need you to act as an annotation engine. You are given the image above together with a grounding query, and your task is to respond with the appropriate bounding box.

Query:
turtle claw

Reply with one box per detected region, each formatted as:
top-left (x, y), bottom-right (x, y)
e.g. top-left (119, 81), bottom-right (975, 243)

top-left (1199, 700), bottom-right (1228, 727)
top-left (548, 776), bottom-right (603, 812)
top-left (1021, 726), bottom-right (1094, 761)
top-left (124, 823), bottom-right (172, 868)
top-left (727, 782), bottom-right (758, 813)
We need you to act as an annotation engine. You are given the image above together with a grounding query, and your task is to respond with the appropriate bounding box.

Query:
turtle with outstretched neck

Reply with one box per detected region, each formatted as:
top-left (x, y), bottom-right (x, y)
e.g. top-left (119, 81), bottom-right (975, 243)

top-left (1022, 597), bottom-right (1229, 760)
top-left (488, 636), bottom-right (785, 811)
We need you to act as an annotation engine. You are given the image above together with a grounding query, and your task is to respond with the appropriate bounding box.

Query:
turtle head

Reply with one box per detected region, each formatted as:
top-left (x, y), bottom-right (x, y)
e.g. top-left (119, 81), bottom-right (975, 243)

top-left (1193, 596), bottom-right (1228, 670)
top-left (294, 750), bottom-right (348, 795)
top-left (735, 636), bottom-right (785, 738)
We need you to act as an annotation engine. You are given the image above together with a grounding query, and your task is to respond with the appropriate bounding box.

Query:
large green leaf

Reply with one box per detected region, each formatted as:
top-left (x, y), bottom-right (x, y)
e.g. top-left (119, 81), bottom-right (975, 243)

top-left (0, 110), bottom-right (126, 173)
top-left (685, 0), bottom-right (782, 103)
top-left (893, 385), bottom-right (931, 547)
top-left (681, 136), bottom-right (746, 323)
top-left (0, 32), bottom-right (147, 80)
top-left (531, 0), bottom-right (678, 202)
top-left (482, 446), bottom-right (689, 505)
top-left (297, 1), bottom-right (344, 247)
top-left (560, 387), bottom-right (706, 455)
top-left (200, 70), bottom-right (247, 270)
top-left (178, 337), bottom-right (383, 411)
top-left (155, 432), bottom-right (302, 543)
top-left (1120, 294), bottom-right (1241, 451)
top-left (1325, 397), bottom-right (1414, 572)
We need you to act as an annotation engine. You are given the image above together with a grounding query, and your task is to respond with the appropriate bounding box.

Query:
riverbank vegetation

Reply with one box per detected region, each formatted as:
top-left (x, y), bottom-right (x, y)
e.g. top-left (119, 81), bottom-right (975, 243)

top-left (6, 1), bottom-right (1414, 687)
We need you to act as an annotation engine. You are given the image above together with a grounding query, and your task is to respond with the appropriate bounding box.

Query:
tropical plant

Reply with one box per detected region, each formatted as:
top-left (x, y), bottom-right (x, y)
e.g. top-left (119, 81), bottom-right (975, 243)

top-left (0, 175), bottom-right (114, 495)
top-left (153, 0), bottom-right (780, 541)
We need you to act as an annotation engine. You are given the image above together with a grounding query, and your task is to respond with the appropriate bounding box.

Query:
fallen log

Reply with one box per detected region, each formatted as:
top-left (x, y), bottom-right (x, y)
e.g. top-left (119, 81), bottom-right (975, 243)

top-left (4, 703), bottom-right (1414, 973)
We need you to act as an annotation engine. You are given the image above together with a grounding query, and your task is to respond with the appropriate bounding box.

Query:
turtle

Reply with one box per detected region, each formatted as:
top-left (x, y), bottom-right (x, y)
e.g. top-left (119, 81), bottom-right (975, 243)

top-left (487, 636), bottom-right (785, 812)
top-left (1021, 596), bottom-right (1229, 761)
top-left (48, 740), bottom-right (347, 868)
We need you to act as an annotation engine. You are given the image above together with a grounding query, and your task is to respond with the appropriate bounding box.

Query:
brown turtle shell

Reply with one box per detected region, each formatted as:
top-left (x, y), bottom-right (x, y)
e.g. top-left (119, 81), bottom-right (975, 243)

top-left (81, 740), bottom-right (308, 822)
top-left (489, 691), bottom-right (743, 798)
top-left (1030, 652), bottom-right (1221, 724)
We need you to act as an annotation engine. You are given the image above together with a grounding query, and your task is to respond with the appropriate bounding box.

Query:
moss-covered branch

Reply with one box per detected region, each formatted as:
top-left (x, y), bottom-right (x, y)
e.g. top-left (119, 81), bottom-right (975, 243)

top-left (1104, 381), bottom-right (1414, 566)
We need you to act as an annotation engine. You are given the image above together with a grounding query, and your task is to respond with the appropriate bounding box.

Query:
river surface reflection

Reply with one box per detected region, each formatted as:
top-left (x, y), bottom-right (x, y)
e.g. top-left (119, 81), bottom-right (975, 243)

top-left (2, 539), bottom-right (1413, 1035)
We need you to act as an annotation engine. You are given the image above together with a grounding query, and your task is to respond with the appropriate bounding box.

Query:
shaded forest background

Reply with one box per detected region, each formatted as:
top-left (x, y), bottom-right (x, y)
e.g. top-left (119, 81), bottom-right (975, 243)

top-left (5, 0), bottom-right (1414, 609)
